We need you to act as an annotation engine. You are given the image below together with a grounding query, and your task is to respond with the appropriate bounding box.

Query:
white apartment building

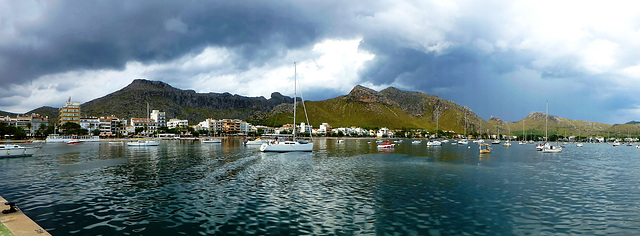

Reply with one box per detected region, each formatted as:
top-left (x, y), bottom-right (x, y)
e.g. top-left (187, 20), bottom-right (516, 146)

top-left (79, 117), bottom-right (100, 134)
top-left (150, 110), bottom-right (166, 127)
top-left (167, 118), bottom-right (188, 129)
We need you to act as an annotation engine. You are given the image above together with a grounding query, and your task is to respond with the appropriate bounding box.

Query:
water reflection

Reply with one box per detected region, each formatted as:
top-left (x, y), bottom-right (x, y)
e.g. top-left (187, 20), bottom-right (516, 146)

top-left (2, 141), bottom-right (640, 235)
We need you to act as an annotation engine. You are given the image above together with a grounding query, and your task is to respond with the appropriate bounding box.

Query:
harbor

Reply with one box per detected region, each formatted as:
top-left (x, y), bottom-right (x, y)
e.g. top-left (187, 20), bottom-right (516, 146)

top-left (2, 138), bottom-right (640, 234)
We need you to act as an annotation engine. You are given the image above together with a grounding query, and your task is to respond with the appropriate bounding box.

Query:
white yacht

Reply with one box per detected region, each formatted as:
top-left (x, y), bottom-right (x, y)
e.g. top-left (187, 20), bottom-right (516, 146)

top-left (46, 134), bottom-right (100, 143)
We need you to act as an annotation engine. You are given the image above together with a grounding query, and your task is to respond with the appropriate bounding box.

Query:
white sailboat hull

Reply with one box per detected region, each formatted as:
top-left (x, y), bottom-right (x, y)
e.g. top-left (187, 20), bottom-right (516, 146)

top-left (260, 142), bottom-right (313, 152)
top-left (542, 147), bottom-right (563, 153)
top-left (127, 141), bottom-right (160, 146)
top-left (201, 139), bottom-right (222, 143)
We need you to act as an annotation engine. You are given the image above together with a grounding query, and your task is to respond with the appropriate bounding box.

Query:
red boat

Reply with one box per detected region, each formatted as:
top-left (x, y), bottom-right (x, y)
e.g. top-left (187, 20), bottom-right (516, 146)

top-left (377, 141), bottom-right (395, 149)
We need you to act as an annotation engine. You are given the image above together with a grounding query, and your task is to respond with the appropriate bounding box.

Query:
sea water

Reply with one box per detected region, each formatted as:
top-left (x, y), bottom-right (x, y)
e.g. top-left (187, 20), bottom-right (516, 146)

top-left (1, 139), bottom-right (640, 235)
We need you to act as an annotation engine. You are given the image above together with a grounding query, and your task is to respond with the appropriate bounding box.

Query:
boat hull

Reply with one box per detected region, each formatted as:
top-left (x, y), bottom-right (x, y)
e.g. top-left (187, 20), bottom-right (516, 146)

top-left (126, 141), bottom-right (160, 146)
top-left (542, 146), bottom-right (563, 153)
top-left (201, 139), bottom-right (222, 143)
top-left (0, 146), bottom-right (38, 158)
top-left (260, 142), bottom-right (313, 152)
top-left (46, 135), bottom-right (100, 143)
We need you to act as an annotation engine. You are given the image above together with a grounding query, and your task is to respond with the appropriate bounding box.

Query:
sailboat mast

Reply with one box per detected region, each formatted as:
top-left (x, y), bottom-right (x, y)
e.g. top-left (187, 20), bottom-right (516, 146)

top-left (293, 62), bottom-right (297, 139)
top-left (464, 107), bottom-right (467, 138)
top-left (545, 101), bottom-right (548, 142)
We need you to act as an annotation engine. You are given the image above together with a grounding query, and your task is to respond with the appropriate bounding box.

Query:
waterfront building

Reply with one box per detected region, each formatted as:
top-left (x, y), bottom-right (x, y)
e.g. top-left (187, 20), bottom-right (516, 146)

top-left (167, 118), bottom-right (188, 129)
top-left (298, 123), bottom-right (312, 134)
top-left (377, 127), bottom-right (390, 138)
top-left (253, 125), bottom-right (275, 134)
top-left (221, 119), bottom-right (242, 134)
top-left (195, 118), bottom-right (219, 132)
top-left (0, 114), bottom-right (49, 137)
top-left (79, 117), bottom-right (100, 134)
top-left (59, 98), bottom-right (81, 126)
top-left (131, 118), bottom-right (158, 135)
top-left (240, 121), bottom-right (252, 135)
top-left (150, 110), bottom-right (166, 127)
top-left (99, 116), bottom-right (125, 137)
top-left (318, 123), bottom-right (331, 134)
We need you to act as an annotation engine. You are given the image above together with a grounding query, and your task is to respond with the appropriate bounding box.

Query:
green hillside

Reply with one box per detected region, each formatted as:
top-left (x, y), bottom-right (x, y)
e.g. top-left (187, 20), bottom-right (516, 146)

top-left (259, 98), bottom-right (425, 129)
top-left (253, 85), bottom-right (491, 133)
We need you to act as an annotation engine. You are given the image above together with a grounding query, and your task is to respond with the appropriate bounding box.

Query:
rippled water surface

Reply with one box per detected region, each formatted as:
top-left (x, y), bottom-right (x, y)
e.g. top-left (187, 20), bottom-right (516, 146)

top-left (2, 139), bottom-right (640, 235)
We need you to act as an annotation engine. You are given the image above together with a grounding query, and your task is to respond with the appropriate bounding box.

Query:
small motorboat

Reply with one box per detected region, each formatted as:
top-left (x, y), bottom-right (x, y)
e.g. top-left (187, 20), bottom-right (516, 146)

top-left (377, 141), bottom-right (395, 149)
top-left (67, 139), bottom-right (82, 145)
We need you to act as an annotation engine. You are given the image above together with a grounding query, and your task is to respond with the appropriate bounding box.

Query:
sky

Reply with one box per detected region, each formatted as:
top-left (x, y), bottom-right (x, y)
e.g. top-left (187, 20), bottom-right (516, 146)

top-left (2, 0), bottom-right (640, 124)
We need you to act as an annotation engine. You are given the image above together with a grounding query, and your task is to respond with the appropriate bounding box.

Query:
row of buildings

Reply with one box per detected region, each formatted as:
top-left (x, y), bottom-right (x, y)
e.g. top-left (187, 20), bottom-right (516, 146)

top-left (1, 99), bottom-right (397, 138)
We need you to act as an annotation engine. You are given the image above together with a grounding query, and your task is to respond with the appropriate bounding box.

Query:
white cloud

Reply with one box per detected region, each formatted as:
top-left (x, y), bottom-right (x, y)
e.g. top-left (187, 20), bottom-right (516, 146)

top-left (0, 38), bottom-right (374, 113)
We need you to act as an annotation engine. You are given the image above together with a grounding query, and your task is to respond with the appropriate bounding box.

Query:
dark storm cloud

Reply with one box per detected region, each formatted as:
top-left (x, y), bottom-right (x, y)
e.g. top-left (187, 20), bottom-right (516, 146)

top-left (0, 0), bottom-right (327, 86)
top-left (3, 0), bottom-right (638, 123)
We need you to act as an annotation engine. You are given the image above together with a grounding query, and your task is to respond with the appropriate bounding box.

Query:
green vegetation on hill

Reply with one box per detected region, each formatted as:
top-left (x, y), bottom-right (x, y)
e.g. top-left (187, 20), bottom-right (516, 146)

top-left (253, 85), bottom-right (491, 133)
top-left (80, 79), bottom-right (293, 123)
top-left (258, 98), bottom-right (425, 129)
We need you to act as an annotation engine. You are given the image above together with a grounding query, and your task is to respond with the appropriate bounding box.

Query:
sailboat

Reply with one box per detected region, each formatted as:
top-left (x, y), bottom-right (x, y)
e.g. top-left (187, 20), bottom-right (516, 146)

top-left (491, 126), bottom-right (501, 144)
top-left (479, 143), bottom-right (492, 154)
top-left (458, 107), bottom-right (469, 145)
top-left (542, 101), bottom-right (562, 153)
top-left (519, 120), bottom-right (526, 145)
top-left (260, 62), bottom-right (314, 152)
top-left (503, 126), bottom-right (512, 146)
top-left (576, 128), bottom-right (583, 147)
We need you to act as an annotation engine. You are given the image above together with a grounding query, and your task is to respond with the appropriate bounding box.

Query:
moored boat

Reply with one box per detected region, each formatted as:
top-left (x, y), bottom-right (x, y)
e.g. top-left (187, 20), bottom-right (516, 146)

top-left (377, 141), bottom-right (395, 149)
top-left (0, 145), bottom-right (38, 158)
top-left (46, 134), bottom-right (100, 143)
top-left (479, 143), bottom-right (492, 154)
top-left (427, 140), bottom-right (442, 146)
top-left (260, 62), bottom-right (314, 152)
top-left (244, 138), bottom-right (270, 145)
top-left (126, 140), bottom-right (160, 146)
top-left (542, 142), bottom-right (563, 153)
top-left (66, 139), bottom-right (83, 144)
top-left (201, 138), bottom-right (222, 143)
top-left (260, 141), bottom-right (313, 152)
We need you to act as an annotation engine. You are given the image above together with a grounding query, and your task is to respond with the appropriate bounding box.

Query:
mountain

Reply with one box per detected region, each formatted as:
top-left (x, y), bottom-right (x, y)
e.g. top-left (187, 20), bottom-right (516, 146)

top-left (253, 85), bottom-right (489, 132)
top-left (489, 112), bottom-right (613, 137)
top-left (0, 110), bottom-right (15, 117)
top-left (80, 79), bottom-right (293, 122)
